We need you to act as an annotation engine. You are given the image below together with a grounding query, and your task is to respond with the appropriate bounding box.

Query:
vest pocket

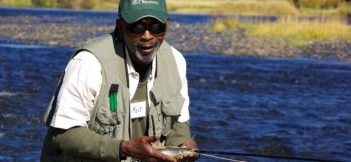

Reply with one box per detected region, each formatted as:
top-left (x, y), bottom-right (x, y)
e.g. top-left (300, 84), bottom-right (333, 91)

top-left (94, 107), bottom-right (120, 138)
top-left (160, 95), bottom-right (184, 136)
top-left (161, 94), bottom-right (184, 116)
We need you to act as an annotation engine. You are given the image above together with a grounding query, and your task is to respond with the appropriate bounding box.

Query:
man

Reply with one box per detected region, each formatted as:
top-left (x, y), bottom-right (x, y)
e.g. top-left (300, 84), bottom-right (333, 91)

top-left (40, 0), bottom-right (198, 161)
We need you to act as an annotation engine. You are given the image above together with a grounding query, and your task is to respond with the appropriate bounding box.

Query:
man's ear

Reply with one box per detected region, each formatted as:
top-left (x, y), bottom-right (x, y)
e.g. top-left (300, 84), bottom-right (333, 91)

top-left (116, 19), bottom-right (124, 32)
top-left (164, 17), bottom-right (170, 35)
top-left (116, 19), bottom-right (123, 28)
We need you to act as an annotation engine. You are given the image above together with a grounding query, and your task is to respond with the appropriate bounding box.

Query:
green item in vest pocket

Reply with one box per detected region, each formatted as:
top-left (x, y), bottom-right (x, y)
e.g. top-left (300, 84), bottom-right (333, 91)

top-left (109, 84), bottom-right (119, 112)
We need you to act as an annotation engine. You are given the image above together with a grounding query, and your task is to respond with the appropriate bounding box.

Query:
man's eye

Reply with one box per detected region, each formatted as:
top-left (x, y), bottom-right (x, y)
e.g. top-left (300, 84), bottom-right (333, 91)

top-left (150, 24), bottom-right (165, 34)
top-left (132, 24), bottom-right (145, 32)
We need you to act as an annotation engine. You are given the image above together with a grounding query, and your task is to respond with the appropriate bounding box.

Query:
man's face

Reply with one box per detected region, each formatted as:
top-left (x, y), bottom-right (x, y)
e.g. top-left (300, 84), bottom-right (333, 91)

top-left (122, 17), bottom-right (167, 65)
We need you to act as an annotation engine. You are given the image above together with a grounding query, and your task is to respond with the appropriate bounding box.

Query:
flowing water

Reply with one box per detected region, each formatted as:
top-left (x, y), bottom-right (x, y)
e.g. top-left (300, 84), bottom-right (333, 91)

top-left (0, 8), bottom-right (351, 162)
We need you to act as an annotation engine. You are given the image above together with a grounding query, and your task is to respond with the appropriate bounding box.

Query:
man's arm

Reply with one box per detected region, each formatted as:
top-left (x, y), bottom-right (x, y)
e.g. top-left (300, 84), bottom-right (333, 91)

top-left (49, 127), bottom-right (176, 161)
top-left (165, 122), bottom-right (191, 147)
top-left (171, 47), bottom-right (190, 124)
top-left (169, 47), bottom-right (193, 146)
top-left (170, 47), bottom-right (199, 161)
top-left (49, 127), bottom-right (122, 160)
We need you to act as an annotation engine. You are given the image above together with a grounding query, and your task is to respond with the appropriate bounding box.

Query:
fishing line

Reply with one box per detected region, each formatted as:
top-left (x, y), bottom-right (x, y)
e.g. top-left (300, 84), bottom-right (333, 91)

top-left (200, 153), bottom-right (247, 162)
top-left (196, 150), bottom-right (343, 162)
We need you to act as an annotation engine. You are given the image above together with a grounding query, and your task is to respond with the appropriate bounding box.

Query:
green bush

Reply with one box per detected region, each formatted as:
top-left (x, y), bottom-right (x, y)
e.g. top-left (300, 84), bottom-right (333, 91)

top-left (59, 0), bottom-right (75, 9)
top-left (337, 3), bottom-right (351, 16)
top-left (31, 0), bottom-right (47, 7)
top-left (212, 0), bottom-right (299, 16)
top-left (298, 0), bottom-right (346, 9)
top-left (81, 0), bottom-right (96, 9)
top-left (2, 0), bottom-right (32, 6)
top-left (47, 0), bottom-right (59, 7)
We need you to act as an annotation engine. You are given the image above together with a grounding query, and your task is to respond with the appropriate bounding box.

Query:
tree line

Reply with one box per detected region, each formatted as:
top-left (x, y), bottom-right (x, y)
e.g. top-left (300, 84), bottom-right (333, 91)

top-left (29, 0), bottom-right (350, 10)
top-left (290, 0), bottom-right (351, 9)
top-left (30, 0), bottom-right (117, 9)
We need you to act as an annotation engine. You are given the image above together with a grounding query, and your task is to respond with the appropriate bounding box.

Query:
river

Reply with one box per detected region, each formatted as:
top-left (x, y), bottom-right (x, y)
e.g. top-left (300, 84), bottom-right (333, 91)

top-left (0, 7), bottom-right (350, 162)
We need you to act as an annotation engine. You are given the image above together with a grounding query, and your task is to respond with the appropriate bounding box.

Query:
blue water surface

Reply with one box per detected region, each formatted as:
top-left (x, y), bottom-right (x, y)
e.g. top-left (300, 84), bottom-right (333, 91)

top-left (0, 7), bottom-right (351, 162)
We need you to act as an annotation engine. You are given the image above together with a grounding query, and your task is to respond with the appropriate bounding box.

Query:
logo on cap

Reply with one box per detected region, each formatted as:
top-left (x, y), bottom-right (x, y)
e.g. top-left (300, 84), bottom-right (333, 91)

top-left (132, 0), bottom-right (159, 5)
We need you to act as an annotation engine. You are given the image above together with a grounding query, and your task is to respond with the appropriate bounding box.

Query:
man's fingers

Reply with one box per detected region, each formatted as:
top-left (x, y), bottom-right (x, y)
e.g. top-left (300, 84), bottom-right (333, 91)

top-left (140, 136), bottom-right (175, 162)
top-left (181, 139), bottom-right (198, 149)
top-left (146, 156), bottom-right (176, 162)
top-left (121, 136), bottom-right (177, 162)
top-left (145, 135), bottom-right (160, 143)
top-left (149, 148), bottom-right (176, 162)
top-left (147, 154), bottom-right (175, 162)
top-left (159, 154), bottom-right (176, 162)
top-left (177, 152), bottom-right (199, 162)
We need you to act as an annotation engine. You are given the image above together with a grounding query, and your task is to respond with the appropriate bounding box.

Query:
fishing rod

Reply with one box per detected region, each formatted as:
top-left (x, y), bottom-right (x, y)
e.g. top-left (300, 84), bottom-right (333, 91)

top-left (198, 153), bottom-right (246, 162)
top-left (195, 150), bottom-right (344, 162)
top-left (155, 126), bottom-right (342, 161)
top-left (157, 146), bottom-right (344, 162)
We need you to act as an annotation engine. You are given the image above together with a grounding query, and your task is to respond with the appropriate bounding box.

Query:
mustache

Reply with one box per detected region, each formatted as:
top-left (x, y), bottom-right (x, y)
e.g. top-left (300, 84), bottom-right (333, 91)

top-left (136, 40), bottom-right (158, 47)
top-left (137, 43), bottom-right (155, 48)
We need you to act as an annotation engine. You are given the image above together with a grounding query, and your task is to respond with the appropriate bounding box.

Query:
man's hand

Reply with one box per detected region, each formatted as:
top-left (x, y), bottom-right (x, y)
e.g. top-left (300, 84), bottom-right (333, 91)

top-left (176, 139), bottom-right (199, 162)
top-left (122, 136), bottom-right (176, 162)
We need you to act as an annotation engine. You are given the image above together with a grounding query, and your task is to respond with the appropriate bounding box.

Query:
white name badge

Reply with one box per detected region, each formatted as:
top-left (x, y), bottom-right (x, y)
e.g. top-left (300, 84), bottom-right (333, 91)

top-left (130, 101), bottom-right (146, 119)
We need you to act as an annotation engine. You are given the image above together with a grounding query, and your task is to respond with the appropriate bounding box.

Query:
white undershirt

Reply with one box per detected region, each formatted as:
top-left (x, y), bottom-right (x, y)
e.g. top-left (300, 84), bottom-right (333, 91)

top-left (50, 46), bottom-right (190, 129)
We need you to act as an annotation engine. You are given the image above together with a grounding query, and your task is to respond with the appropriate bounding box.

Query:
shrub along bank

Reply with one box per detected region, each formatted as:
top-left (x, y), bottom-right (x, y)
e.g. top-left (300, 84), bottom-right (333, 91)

top-left (213, 16), bottom-right (351, 46)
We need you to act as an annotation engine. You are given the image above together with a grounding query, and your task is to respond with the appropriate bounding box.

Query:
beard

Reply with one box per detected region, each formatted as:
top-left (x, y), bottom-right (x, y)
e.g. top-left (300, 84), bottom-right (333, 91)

top-left (131, 41), bottom-right (161, 65)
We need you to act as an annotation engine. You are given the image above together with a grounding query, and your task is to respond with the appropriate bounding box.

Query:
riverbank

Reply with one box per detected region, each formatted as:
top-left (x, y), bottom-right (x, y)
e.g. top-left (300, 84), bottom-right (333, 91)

top-left (0, 14), bottom-right (350, 62)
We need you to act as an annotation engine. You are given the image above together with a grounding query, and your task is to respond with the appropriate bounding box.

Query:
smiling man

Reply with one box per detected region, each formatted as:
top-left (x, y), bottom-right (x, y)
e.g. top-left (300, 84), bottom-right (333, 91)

top-left (41, 0), bottom-right (198, 162)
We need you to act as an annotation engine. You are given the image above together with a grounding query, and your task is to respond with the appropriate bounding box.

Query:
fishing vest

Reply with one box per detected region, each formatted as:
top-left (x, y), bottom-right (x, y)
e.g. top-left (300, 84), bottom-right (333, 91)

top-left (42, 33), bottom-right (185, 162)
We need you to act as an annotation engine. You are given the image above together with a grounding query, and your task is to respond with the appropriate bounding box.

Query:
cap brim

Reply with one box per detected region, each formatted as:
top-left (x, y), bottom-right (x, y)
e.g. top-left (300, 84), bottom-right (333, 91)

top-left (122, 9), bottom-right (167, 24)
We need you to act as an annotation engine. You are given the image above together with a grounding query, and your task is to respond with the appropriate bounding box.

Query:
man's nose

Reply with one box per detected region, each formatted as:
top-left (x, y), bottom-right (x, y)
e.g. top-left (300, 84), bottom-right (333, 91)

top-left (140, 30), bottom-right (153, 40)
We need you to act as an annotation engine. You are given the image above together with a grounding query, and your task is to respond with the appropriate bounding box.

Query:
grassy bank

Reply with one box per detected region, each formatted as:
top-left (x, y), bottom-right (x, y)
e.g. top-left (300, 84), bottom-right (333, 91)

top-left (166, 0), bottom-right (230, 14)
top-left (0, 0), bottom-right (117, 10)
top-left (168, 0), bottom-right (351, 16)
top-left (0, 0), bottom-right (32, 7)
top-left (172, 0), bottom-right (351, 16)
top-left (213, 16), bottom-right (351, 46)
top-left (1, 0), bottom-right (350, 56)
top-left (0, 0), bottom-right (350, 16)
top-left (1, 15), bottom-right (350, 61)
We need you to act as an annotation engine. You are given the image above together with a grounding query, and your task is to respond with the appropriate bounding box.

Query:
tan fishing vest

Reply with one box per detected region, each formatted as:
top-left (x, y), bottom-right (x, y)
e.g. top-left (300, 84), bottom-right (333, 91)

top-left (42, 33), bottom-right (185, 161)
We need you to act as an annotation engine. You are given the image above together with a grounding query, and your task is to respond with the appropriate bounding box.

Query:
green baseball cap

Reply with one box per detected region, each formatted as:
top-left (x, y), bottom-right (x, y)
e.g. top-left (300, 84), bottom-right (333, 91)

top-left (118, 0), bottom-right (168, 24)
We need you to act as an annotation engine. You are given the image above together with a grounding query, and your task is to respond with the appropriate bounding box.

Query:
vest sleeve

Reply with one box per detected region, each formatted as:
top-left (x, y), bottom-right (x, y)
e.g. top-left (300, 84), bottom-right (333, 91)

top-left (165, 121), bottom-right (191, 147)
top-left (49, 126), bottom-right (123, 161)
top-left (171, 47), bottom-right (190, 122)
